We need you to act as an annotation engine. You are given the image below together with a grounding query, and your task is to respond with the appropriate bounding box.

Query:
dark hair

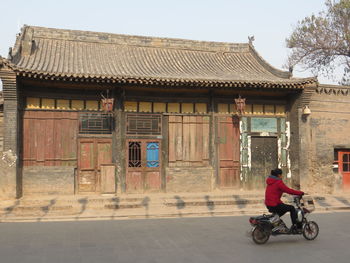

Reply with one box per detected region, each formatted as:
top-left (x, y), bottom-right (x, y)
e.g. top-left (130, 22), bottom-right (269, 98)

top-left (271, 168), bottom-right (282, 176)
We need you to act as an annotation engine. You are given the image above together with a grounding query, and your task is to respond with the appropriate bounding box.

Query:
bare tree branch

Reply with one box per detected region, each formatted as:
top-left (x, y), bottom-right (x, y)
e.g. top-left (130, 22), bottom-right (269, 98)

top-left (286, 0), bottom-right (350, 85)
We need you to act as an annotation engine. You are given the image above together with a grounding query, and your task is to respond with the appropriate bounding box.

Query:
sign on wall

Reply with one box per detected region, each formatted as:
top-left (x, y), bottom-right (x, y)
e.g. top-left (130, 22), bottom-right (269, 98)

top-left (251, 118), bottom-right (277, 133)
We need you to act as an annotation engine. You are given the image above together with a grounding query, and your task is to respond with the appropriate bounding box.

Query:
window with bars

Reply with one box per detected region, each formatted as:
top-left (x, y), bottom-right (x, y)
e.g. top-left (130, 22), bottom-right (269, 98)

top-left (126, 114), bottom-right (161, 135)
top-left (128, 142), bottom-right (142, 167)
top-left (79, 113), bottom-right (113, 134)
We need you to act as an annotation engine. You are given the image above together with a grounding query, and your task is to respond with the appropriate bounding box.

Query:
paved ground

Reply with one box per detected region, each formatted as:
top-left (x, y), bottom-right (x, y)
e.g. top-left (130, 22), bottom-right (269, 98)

top-left (1, 191), bottom-right (350, 222)
top-left (0, 211), bottom-right (349, 263)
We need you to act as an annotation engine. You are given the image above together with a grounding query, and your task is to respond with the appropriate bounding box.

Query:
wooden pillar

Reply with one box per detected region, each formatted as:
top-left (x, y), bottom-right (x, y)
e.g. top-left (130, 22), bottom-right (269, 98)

top-left (161, 114), bottom-right (168, 192)
top-left (113, 87), bottom-right (126, 193)
top-left (209, 89), bottom-right (218, 190)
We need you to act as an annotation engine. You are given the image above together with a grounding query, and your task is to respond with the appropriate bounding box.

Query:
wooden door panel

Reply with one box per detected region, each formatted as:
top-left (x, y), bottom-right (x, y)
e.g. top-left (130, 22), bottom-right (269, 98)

top-left (251, 137), bottom-right (278, 188)
top-left (168, 116), bottom-right (209, 167)
top-left (79, 171), bottom-right (96, 192)
top-left (126, 172), bottom-right (143, 193)
top-left (101, 165), bottom-right (116, 194)
top-left (218, 116), bottom-right (240, 188)
top-left (36, 120), bottom-right (46, 162)
top-left (78, 138), bottom-right (112, 193)
top-left (339, 151), bottom-right (350, 190)
top-left (126, 140), bottom-right (162, 193)
top-left (97, 142), bottom-right (112, 168)
top-left (219, 168), bottom-right (239, 188)
top-left (344, 175), bottom-right (350, 189)
top-left (219, 124), bottom-right (234, 159)
top-left (23, 111), bottom-right (78, 166)
top-left (80, 141), bottom-right (95, 170)
top-left (145, 171), bottom-right (161, 191)
top-left (78, 140), bottom-right (96, 192)
top-left (220, 160), bottom-right (236, 168)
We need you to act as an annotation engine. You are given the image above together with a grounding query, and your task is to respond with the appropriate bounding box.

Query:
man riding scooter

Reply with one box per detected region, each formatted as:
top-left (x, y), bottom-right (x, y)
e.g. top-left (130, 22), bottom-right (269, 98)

top-left (265, 168), bottom-right (304, 233)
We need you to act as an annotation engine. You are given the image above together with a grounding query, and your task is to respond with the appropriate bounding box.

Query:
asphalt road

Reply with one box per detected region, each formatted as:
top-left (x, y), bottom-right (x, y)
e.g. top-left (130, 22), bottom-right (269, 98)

top-left (0, 212), bottom-right (349, 263)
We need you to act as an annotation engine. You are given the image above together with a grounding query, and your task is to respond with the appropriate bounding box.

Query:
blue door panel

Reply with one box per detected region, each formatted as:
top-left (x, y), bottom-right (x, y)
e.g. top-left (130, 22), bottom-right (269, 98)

top-left (146, 142), bottom-right (159, 167)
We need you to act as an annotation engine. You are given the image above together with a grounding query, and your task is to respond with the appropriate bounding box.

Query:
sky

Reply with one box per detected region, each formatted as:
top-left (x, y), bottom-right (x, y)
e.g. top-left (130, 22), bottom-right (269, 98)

top-left (0, 0), bottom-right (339, 89)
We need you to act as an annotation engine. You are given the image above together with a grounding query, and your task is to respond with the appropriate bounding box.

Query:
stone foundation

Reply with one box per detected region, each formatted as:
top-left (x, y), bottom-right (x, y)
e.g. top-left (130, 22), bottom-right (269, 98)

top-left (166, 166), bottom-right (214, 192)
top-left (0, 156), bottom-right (17, 200)
top-left (23, 166), bottom-right (75, 196)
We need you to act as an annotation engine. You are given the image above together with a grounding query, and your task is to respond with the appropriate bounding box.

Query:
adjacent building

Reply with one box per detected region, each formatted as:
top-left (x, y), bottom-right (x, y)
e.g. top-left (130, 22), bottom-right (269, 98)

top-left (301, 84), bottom-right (350, 193)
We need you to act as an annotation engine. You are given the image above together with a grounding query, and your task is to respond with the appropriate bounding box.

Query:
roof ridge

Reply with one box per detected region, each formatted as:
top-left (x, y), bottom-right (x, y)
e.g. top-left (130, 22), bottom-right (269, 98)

top-left (248, 45), bottom-right (291, 79)
top-left (0, 56), bottom-right (15, 70)
top-left (23, 25), bottom-right (251, 53)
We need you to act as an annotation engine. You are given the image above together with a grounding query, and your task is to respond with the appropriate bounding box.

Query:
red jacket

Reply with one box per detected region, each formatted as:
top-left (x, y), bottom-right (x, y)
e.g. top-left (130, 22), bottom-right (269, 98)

top-left (265, 175), bottom-right (304, 207)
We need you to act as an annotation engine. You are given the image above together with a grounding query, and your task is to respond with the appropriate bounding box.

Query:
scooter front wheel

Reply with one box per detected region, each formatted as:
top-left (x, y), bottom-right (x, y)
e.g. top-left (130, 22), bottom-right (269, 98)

top-left (252, 226), bottom-right (270, 244)
top-left (302, 221), bottom-right (319, 240)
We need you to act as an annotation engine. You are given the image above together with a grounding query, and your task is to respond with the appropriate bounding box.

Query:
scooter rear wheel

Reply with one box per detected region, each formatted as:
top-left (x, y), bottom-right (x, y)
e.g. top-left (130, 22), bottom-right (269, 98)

top-left (302, 221), bottom-right (319, 240)
top-left (252, 226), bottom-right (270, 244)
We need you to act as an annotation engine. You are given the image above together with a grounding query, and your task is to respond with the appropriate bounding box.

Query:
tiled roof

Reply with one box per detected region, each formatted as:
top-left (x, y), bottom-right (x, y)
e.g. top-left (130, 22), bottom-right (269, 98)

top-left (6, 25), bottom-right (316, 89)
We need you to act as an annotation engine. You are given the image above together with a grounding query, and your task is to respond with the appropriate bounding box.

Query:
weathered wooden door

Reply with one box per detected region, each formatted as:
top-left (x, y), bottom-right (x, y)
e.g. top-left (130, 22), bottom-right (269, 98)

top-left (338, 151), bottom-right (350, 190)
top-left (218, 116), bottom-right (240, 188)
top-left (251, 136), bottom-right (278, 188)
top-left (126, 140), bottom-right (161, 193)
top-left (78, 138), bottom-right (112, 193)
top-left (23, 111), bottom-right (78, 166)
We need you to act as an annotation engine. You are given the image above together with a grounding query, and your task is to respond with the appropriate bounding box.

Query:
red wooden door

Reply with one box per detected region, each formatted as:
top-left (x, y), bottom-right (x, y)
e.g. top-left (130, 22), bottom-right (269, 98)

top-left (78, 138), bottom-right (112, 193)
top-left (339, 151), bottom-right (350, 190)
top-left (217, 116), bottom-right (240, 188)
top-left (126, 140), bottom-right (161, 193)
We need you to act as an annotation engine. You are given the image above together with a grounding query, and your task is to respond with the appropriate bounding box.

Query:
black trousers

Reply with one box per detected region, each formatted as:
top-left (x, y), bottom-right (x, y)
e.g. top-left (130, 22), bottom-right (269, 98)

top-left (267, 203), bottom-right (298, 225)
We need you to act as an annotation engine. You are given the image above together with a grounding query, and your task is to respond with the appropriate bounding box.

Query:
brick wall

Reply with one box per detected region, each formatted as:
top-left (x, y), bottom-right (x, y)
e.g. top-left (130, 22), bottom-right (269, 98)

top-left (23, 166), bottom-right (75, 195)
top-left (305, 85), bottom-right (350, 193)
top-left (0, 67), bottom-right (19, 198)
top-left (3, 100), bottom-right (18, 152)
top-left (166, 167), bottom-right (214, 192)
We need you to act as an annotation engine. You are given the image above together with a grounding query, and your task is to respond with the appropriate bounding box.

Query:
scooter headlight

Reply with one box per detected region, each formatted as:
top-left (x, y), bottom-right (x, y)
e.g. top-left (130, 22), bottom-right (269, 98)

top-left (297, 210), bottom-right (303, 222)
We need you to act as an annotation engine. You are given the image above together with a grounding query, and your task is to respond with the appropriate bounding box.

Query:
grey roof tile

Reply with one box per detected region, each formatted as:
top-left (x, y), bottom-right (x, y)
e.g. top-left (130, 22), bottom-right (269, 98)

top-left (6, 26), bottom-right (316, 88)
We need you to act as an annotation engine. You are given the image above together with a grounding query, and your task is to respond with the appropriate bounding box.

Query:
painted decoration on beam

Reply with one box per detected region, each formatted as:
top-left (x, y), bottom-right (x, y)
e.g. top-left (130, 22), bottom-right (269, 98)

top-left (251, 117), bottom-right (277, 133)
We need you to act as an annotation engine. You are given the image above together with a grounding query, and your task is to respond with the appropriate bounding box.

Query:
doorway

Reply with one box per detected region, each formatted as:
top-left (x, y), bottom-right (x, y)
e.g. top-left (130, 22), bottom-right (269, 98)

top-left (251, 136), bottom-right (278, 188)
top-left (338, 151), bottom-right (350, 190)
top-left (126, 139), bottom-right (162, 193)
top-left (217, 116), bottom-right (240, 188)
top-left (77, 138), bottom-right (113, 193)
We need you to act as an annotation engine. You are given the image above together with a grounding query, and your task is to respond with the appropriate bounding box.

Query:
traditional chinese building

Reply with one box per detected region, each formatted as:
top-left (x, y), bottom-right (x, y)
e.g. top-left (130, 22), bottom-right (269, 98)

top-left (0, 26), bottom-right (318, 198)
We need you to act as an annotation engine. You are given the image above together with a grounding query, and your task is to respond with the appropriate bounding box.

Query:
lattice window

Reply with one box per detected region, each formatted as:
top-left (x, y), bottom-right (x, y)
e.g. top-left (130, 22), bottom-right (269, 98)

top-left (128, 142), bottom-right (141, 167)
top-left (126, 114), bottom-right (161, 135)
top-left (79, 113), bottom-right (113, 134)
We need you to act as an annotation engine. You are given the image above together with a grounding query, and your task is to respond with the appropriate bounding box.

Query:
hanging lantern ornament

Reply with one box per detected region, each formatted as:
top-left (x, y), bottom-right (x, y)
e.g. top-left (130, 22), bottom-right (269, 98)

top-left (234, 95), bottom-right (246, 115)
top-left (101, 90), bottom-right (114, 112)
